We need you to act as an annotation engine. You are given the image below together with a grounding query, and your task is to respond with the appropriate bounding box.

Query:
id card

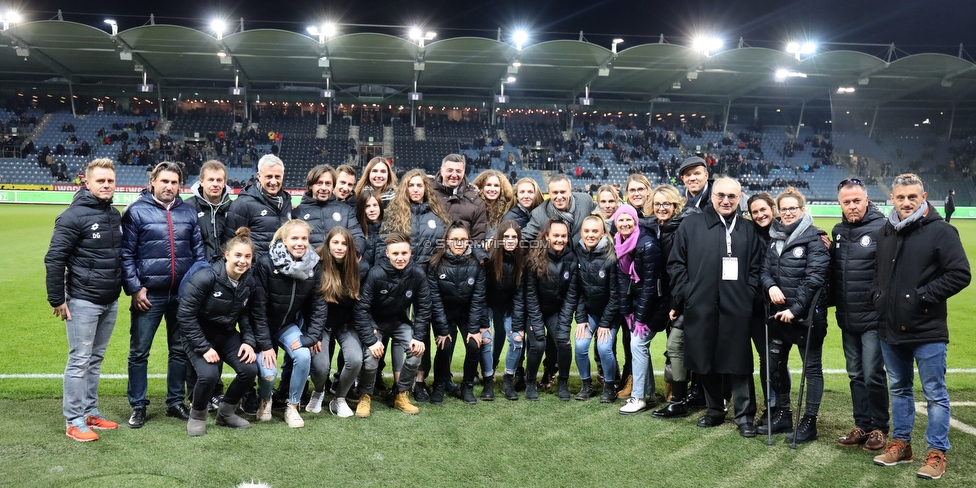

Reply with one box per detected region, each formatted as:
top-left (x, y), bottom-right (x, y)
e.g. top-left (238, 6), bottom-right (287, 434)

top-left (722, 257), bottom-right (738, 281)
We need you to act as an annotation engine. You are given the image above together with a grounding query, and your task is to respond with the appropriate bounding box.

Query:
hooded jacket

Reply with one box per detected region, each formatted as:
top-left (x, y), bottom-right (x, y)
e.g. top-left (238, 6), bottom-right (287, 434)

top-left (121, 189), bottom-right (205, 295)
top-left (293, 192), bottom-right (366, 254)
top-left (184, 180), bottom-right (232, 262)
top-left (831, 204), bottom-right (886, 333)
top-left (223, 183), bottom-right (292, 254)
top-left (354, 259), bottom-right (442, 346)
top-left (872, 204), bottom-right (970, 345)
top-left (177, 260), bottom-right (257, 355)
top-left (378, 201), bottom-right (446, 266)
top-left (45, 187), bottom-right (124, 306)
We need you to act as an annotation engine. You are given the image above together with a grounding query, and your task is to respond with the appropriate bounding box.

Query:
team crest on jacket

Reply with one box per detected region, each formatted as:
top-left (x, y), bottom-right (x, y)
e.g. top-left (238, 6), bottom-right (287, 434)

top-left (792, 247), bottom-right (804, 258)
top-left (198, 211), bottom-right (205, 218)
top-left (332, 212), bottom-right (342, 221)
top-left (467, 277), bottom-right (475, 285)
top-left (213, 291), bottom-right (222, 297)
top-left (91, 223), bottom-right (99, 230)
top-left (405, 290), bottom-right (413, 298)
top-left (860, 235), bottom-right (872, 247)
top-left (428, 219), bottom-right (437, 229)
top-left (261, 209), bottom-right (268, 216)
top-left (599, 270), bottom-right (606, 278)
top-left (563, 271), bottom-right (570, 280)
top-left (439, 274), bottom-right (447, 279)
top-left (303, 213), bottom-right (311, 220)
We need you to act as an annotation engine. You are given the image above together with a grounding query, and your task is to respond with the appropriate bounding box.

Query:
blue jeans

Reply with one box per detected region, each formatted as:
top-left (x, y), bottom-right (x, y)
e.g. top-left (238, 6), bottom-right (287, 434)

top-left (127, 291), bottom-right (189, 408)
top-left (490, 306), bottom-right (511, 370)
top-left (63, 299), bottom-right (117, 424)
top-left (499, 309), bottom-right (525, 376)
top-left (257, 325), bottom-right (330, 405)
top-left (575, 315), bottom-right (618, 382)
top-left (881, 341), bottom-right (950, 452)
top-left (630, 329), bottom-right (657, 399)
top-left (842, 329), bottom-right (889, 432)
top-left (480, 329), bottom-right (495, 378)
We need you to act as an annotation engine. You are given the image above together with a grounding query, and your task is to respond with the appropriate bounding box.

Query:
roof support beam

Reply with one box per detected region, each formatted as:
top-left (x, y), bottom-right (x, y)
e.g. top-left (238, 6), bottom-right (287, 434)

top-left (0, 32), bottom-right (78, 83)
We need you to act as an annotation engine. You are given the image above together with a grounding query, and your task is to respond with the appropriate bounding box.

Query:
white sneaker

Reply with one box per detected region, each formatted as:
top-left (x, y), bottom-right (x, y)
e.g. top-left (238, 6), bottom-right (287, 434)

top-left (619, 397), bottom-right (647, 415)
top-left (306, 391), bottom-right (325, 413)
top-left (256, 398), bottom-right (272, 422)
top-left (284, 404), bottom-right (305, 428)
top-left (330, 398), bottom-right (354, 418)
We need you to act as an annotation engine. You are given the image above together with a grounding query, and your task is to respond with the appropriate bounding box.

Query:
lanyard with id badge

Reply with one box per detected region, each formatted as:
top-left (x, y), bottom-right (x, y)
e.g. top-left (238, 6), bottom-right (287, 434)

top-left (720, 214), bottom-right (738, 281)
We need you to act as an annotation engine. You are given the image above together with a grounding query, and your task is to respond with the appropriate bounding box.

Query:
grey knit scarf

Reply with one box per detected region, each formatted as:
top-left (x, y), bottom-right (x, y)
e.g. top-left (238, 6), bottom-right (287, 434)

top-left (888, 201), bottom-right (928, 232)
top-left (269, 240), bottom-right (320, 280)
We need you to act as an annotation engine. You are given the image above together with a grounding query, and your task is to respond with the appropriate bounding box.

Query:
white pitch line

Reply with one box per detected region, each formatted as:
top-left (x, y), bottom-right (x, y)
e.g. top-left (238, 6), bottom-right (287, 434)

top-left (915, 402), bottom-right (976, 437)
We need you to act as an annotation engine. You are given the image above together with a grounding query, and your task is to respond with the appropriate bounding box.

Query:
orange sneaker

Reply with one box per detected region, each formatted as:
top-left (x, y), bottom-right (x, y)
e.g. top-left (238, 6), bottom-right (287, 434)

top-left (66, 424), bottom-right (99, 442)
top-left (86, 411), bottom-right (119, 430)
top-left (917, 449), bottom-right (946, 480)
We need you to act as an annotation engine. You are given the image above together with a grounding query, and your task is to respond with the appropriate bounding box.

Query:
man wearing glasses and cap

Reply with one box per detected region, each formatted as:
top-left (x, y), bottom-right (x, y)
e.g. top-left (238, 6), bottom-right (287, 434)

top-left (678, 156), bottom-right (713, 212)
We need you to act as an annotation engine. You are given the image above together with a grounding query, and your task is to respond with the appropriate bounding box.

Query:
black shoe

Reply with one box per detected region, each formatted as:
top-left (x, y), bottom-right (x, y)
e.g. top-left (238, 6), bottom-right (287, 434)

top-left (413, 382), bottom-right (431, 403)
top-left (165, 403), bottom-right (190, 421)
top-left (208, 395), bottom-right (222, 412)
top-left (429, 382), bottom-right (445, 405)
top-left (480, 376), bottom-right (495, 401)
top-left (739, 423), bottom-right (758, 438)
top-left (461, 383), bottom-right (478, 405)
top-left (697, 414), bottom-right (725, 428)
top-left (757, 408), bottom-right (794, 435)
top-left (128, 407), bottom-right (147, 429)
top-left (575, 379), bottom-right (593, 401)
top-left (557, 378), bottom-right (571, 401)
top-left (502, 374), bottom-right (518, 401)
top-left (240, 389), bottom-right (259, 416)
top-left (600, 381), bottom-right (617, 403)
top-left (755, 409), bottom-right (769, 427)
top-left (444, 380), bottom-right (460, 396)
top-left (525, 382), bottom-right (539, 401)
top-left (652, 401), bottom-right (690, 419)
top-left (685, 383), bottom-right (706, 409)
top-left (785, 415), bottom-right (818, 445)
top-left (514, 367), bottom-right (526, 391)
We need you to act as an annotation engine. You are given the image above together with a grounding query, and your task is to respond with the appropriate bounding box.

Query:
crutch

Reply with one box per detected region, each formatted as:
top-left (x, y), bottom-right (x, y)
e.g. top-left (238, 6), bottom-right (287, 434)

top-left (790, 288), bottom-right (822, 451)
top-left (764, 301), bottom-right (774, 447)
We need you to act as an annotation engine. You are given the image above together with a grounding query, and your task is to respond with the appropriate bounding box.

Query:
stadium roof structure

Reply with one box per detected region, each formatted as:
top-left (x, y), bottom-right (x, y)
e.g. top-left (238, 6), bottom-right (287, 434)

top-left (2, 20), bottom-right (976, 110)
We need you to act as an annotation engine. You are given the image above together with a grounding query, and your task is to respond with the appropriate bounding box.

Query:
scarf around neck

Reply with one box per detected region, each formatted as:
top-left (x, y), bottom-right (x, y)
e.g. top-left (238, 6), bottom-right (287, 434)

top-left (768, 212), bottom-right (813, 257)
top-left (889, 201), bottom-right (928, 232)
top-left (269, 240), bottom-right (320, 279)
top-left (612, 204), bottom-right (642, 282)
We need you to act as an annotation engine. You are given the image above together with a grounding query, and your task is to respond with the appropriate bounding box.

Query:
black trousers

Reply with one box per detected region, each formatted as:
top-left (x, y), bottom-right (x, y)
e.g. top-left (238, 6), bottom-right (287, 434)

top-left (526, 313), bottom-right (572, 382)
top-left (187, 333), bottom-right (258, 411)
top-left (701, 372), bottom-right (756, 426)
top-left (433, 320), bottom-right (482, 384)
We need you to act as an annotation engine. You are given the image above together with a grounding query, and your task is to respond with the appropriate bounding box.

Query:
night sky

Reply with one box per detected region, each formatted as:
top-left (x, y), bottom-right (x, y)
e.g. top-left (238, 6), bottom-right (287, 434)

top-left (17, 0), bottom-right (976, 54)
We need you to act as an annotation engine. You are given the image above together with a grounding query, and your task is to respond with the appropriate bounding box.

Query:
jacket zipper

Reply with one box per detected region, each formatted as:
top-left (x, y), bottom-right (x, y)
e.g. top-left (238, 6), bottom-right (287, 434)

top-left (167, 208), bottom-right (176, 288)
top-left (281, 280), bottom-right (297, 329)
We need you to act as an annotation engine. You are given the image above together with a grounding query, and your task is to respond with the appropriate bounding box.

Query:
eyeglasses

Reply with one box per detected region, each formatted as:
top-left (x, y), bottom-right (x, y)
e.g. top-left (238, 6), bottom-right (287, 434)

top-left (652, 202), bottom-right (673, 209)
top-left (627, 187), bottom-right (648, 194)
top-left (714, 193), bottom-right (739, 202)
top-left (837, 178), bottom-right (863, 191)
top-left (780, 206), bottom-right (803, 214)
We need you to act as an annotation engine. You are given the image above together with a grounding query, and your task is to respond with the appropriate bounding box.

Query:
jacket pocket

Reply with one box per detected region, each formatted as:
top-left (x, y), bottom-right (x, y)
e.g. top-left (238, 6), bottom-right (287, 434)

top-left (893, 290), bottom-right (929, 331)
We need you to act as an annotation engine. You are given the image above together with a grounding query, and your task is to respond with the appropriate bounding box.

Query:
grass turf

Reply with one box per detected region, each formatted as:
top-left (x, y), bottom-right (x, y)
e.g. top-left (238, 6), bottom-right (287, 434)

top-left (2, 204), bottom-right (976, 486)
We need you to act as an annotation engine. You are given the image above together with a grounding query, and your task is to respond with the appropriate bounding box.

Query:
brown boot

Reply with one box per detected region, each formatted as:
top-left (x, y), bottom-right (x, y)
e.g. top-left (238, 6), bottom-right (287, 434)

top-left (394, 391), bottom-right (419, 414)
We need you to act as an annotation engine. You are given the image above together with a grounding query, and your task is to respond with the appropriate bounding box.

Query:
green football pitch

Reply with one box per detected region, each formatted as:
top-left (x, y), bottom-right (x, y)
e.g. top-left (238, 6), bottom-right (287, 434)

top-left (2, 204), bottom-right (976, 486)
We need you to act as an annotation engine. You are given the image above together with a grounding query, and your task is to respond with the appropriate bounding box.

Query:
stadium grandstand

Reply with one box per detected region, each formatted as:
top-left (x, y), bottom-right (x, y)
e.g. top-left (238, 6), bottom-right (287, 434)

top-left (2, 17), bottom-right (976, 204)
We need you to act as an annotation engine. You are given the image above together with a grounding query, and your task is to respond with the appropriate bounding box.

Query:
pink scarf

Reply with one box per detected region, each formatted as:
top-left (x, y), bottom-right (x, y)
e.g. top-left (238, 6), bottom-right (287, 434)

top-left (612, 204), bottom-right (641, 283)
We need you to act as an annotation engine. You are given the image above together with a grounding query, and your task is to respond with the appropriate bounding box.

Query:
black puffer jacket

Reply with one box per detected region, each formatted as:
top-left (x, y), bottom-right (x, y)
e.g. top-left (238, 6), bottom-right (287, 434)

top-left (294, 193), bottom-right (366, 254)
top-left (223, 184), bottom-right (292, 254)
top-left (652, 205), bottom-right (697, 312)
top-left (486, 250), bottom-right (520, 311)
top-left (250, 252), bottom-right (328, 352)
top-left (761, 216), bottom-right (830, 323)
top-left (378, 201), bottom-right (446, 265)
top-left (361, 220), bottom-right (382, 269)
top-left (121, 189), bottom-right (205, 295)
top-left (355, 259), bottom-right (442, 345)
top-left (428, 250), bottom-right (486, 335)
top-left (617, 231), bottom-right (663, 326)
top-left (177, 260), bottom-right (257, 355)
top-left (503, 204), bottom-right (532, 229)
top-left (45, 188), bottom-right (124, 307)
top-left (831, 205), bottom-right (885, 333)
top-left (873, 204), bottom-right (971, 345)
top-left (325, 263), bottom-right (369, 332)
top-left (184, 181), bottom-right (232, 262)
top-left (513, 248), bottom-right (579, 333)
top-left (575, 237), bottom-right (621, 329)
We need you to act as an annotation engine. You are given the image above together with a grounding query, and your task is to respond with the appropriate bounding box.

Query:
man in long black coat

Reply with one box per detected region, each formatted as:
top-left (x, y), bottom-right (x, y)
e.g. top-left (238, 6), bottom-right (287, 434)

top-left (668, 177), bottom-right (762, 437)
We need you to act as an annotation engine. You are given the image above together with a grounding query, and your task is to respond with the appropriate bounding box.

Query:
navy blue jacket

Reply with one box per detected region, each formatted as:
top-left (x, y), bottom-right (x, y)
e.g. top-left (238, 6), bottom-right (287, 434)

top-left (177, 260), bottom-right (257, 355)
top-left (294, 193), bottom-right (366, 254)
top-left (121, 189), bottom-right (205, 295)
top-left (223, 184), bottom-right (292, 255)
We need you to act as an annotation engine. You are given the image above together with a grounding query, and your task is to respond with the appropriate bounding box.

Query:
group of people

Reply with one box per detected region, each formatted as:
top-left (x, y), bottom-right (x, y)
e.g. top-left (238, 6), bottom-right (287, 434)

top-left (46, 151), bottom-right (969, 480)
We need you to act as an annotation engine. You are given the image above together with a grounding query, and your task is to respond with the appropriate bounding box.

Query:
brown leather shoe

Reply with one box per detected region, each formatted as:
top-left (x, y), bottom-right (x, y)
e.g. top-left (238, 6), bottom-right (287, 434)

top-left (837, 427), bottom-right (868, 446)
top-left (863, 430), bottom-right (887, 451)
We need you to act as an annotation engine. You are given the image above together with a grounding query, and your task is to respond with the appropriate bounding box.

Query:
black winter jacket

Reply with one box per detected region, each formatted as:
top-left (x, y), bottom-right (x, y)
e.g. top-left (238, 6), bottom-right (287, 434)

top-left (513, 248), bottom-right (579, 334)
top-left (249, 253), bottom-right (328, 351)
top-left (761, 218), bottom-right (830, 323)
top-left (872, 205), bottom-right (971, 345)
top-left (428, 250), bottom-right (486, 335)
top-left (361, 221), bottom-right (382, 269)
top-left (223, 184), bottom-right (292, 254)
top-left (177, 260), bottom-right (257, 355)
top-left (45, 188), bottom-right (124, 307)
top-left (575, 237), bottom-right (621, 329)
top-left (831, 205), bottom-right (886, 333)
top-left (294, 193), bottom-right (366, 254)
top-left (503, 204), bottom-right (532, 229)
top-left (325, 262), bottom-right (369, 332)
top-left (378, 201), bottom-right (446, 265)
top-left (121, 189), bottom-right (205, 295)
top-left (184, 181), bottom-right (232, 263)
top-left (617, 231), bottom-right (663, 325)
top-left (354, 259), bottom-right (441, 346)
top-left (486, 250), bottom-right (520, 311)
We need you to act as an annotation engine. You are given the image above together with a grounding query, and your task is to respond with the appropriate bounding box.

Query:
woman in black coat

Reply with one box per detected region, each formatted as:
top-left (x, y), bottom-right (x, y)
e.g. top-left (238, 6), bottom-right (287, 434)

top-left (178, 228), bottom-right (266, 436)
top-left (513, 218), bottom-right (579, 401)
top-left (427, 221), bottom-right (488, 404)
top-left (759, 187), bottom-right (830, 444)
top-left (486, 220), bottom-right (527, 400)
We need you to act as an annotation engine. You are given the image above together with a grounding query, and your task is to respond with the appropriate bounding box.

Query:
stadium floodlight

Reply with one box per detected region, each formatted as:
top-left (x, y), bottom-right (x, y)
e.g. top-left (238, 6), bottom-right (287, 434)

top-left (800, 42), bottom-right (816, 54)
top-left (308, 23), bottom-right (337, 44)
top-left (512, 61), bottom-right (521, 67)
top-left (837, 87), bottom-right (855, 94)
top-left (211, 19), bottom-right (226, 40)
top-left (612, 38), bottom-right (624, 54)
top-left (513, 30), bottom-right (529, 50)
top-left (775, 69), bottom-right (807, 81)
top-left (692, 37), bottom-right (722, 56)
top-left (786, 42), bottom-right (800, 54)
top-left (410, 27), bottom-right (436, 47)
top-left (1, 11), bottom-right (22, 30)
top-left (104, 19), bottom-right (118, 37)
top-left (506, 76), bottom-right (517, 83)
top-left (787, 41), bottom-right (817, 59)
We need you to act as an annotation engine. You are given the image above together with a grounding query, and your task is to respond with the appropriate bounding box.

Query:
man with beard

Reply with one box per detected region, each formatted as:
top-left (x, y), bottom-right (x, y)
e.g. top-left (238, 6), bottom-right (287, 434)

top-left (430, 154), bottom-right (489, 261)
